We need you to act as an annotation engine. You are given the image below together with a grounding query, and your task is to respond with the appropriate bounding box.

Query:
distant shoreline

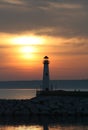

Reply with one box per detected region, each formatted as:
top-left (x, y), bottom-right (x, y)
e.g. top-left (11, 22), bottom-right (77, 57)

top-left (0, 80), bottom-right (88, 90)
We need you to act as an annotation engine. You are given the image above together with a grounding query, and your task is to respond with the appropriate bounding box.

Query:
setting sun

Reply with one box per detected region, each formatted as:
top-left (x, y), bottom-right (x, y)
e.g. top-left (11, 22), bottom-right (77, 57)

top-left (8, 35), bottom-right (46, 61)
top-left (19, 46), bottom-right (36, 59)
top-left (20, 46), bottom-right (35, 53)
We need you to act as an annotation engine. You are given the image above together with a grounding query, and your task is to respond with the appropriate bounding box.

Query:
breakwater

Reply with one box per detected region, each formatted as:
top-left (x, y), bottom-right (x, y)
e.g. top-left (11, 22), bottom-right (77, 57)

top-left (0, 94), bottom-right (88, 116)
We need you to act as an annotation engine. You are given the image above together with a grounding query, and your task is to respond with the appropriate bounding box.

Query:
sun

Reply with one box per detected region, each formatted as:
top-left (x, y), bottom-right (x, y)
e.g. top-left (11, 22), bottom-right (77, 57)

top-left (19, 46), bottom-right (36, 60)
top-left (21, 46), bottom-right (34, 53)
top-left (10, 35), bottom-right (45, 60)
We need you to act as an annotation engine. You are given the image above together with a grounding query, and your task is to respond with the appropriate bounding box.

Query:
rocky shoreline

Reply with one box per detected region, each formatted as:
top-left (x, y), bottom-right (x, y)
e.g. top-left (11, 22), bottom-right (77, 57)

top-left (0, 95), bottom-right (88, 116)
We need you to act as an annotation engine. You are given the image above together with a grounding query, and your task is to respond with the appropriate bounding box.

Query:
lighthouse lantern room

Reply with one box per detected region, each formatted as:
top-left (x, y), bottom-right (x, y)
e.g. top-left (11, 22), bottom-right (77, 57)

top-left (42, 56), bottom-right (50, 91)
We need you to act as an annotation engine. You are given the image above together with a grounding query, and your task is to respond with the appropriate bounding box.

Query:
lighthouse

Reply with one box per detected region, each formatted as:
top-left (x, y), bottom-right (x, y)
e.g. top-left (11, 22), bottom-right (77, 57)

top-left (42, 56), bottom-right (50, 91)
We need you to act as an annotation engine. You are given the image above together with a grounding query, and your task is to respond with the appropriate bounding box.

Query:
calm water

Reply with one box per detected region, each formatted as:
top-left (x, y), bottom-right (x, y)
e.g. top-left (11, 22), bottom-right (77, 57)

top-left (0, 80), bottom-right (88, 90)
top-left (0, 116), bottom-right (88, 130)
top-left (0, 80), bottom-right (88, 99)
top-left (0, 89), bottom-right (36, 99)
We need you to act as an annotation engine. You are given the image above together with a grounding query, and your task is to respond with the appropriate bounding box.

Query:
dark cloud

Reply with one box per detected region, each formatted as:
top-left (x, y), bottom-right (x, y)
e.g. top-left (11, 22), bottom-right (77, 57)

top-left (0, 0), bottom-right (88, 38)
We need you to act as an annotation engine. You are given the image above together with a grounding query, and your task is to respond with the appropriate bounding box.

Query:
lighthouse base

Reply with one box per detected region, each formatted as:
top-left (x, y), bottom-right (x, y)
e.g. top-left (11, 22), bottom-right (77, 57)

top-left (36, 90), bottom-right (88, 97)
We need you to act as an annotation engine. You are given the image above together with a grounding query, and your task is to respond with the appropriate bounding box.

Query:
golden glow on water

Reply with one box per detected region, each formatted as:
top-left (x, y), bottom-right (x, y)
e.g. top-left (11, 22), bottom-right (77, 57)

top-left (0, 125), bottom-right (88, 130)
top-left (0, 89), bottom-right (36, 99)
top-left (1, 126), bottom-right (43, 130)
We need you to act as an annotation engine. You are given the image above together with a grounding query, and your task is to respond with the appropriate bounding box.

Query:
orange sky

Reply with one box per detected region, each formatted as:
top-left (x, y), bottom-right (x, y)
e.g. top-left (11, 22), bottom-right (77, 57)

top-left (0, 0), bottom-right (88, 81)
top-left (0, 32), bottom-right (88, 81)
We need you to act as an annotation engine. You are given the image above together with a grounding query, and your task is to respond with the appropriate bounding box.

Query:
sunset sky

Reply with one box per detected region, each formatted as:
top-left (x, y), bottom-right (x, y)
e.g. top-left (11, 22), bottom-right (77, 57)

top-left (0, 0), bottom-right (88, 81)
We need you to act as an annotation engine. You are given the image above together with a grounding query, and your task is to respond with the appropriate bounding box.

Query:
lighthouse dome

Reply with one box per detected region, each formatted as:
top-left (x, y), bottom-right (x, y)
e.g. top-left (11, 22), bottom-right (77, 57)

top-left (44, 56), bottom-right (49, 59)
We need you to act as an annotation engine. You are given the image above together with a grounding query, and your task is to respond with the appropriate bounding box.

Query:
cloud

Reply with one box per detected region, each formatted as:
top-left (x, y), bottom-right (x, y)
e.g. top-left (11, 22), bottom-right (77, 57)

top-left (0, 0), bottom-right (88, 38)
top-left (0, 0), bottom-right (88, 61)
top-left (0, 32), bottom-right (88, 59)
top-left (0, 0), bottom-right (24, 5)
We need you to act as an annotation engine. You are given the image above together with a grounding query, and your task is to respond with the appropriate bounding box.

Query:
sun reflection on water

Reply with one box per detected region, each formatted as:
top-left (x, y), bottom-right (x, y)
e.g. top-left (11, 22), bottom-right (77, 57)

top-left (1, 125), bottom-right (43, 130)
top-left (1, 125), bottom-right (88, 130)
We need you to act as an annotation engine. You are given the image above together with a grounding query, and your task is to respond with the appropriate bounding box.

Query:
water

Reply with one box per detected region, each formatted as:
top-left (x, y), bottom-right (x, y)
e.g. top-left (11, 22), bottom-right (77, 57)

top-left (0, 116), bottom-right (88, 130)
top-left (0, 89), bottom-right (36, 99)
top-left (0, 80), bottom-right (88, 90)
top-left (0, 80), bottom-right (88, 99)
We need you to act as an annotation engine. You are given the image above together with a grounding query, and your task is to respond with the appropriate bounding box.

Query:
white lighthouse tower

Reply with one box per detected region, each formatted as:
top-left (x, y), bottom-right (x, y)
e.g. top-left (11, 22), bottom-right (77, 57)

top-left (42, 56), bottom-right (50, 91)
